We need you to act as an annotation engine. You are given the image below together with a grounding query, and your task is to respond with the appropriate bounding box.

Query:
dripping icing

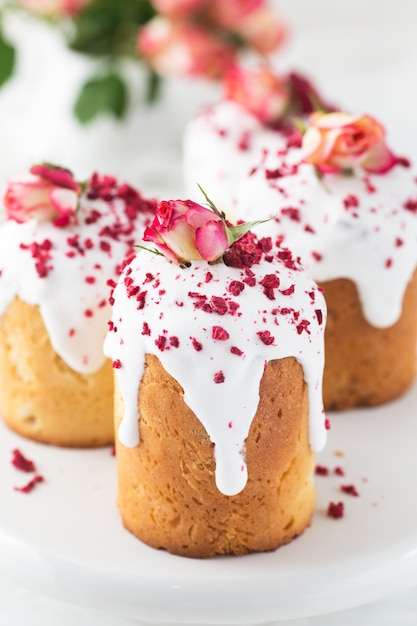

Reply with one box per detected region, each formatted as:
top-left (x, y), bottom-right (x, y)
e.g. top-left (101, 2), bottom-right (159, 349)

top-left (0, 177), bottom-right (156, 374)
top-left (234, 150), bottom-right (417, 328)
top-left (104, 247), bottom-right (327, 497)
top-left (184, 102), bottom-right (417, 329)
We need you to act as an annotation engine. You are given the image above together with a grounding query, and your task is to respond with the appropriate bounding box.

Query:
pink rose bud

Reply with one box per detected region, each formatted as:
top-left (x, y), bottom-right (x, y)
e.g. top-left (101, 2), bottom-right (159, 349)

top-left (235, 5), bottom-right (287, 55)
top-left (152, 0), bottom-right (208, 18)
top-left (143, 199), bottom-right (229, 264)
top-left (137, 17), bottom-right (236, 79)
top-left (17, 0), bottom-right (92, 17)
top-left (302, 112), bottom-right (398, 175)
top-left (208, 0), bottom-right (264, 29)
top-left (223, 65), bottom-right (290, 125)
top-left (4, 164), bottom-right (82, 226)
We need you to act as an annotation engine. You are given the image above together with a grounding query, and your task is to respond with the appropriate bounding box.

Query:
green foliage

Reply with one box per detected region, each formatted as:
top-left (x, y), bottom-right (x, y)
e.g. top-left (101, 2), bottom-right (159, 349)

top-left (74, 72), bottom-right (128, 123)
top-left (0, 27), bottom-right (16, 89)
top-left (69, 0), bottom-right (156, 58)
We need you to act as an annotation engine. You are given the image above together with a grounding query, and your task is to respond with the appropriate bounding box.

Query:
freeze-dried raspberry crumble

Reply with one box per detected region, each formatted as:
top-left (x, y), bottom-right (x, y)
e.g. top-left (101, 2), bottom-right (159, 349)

top-left (327, 501), bottom-right (344, 519)
top-left (14, 475), bottom-right (44, 494)
top-left (341, 484), bottom-right (359, 497)
top-left (11, 449), bottom-right (35, 473)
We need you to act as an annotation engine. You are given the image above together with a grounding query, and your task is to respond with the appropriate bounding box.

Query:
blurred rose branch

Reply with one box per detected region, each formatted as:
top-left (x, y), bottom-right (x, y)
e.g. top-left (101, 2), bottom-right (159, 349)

top-left (0, 0), bottom-right (287, 123)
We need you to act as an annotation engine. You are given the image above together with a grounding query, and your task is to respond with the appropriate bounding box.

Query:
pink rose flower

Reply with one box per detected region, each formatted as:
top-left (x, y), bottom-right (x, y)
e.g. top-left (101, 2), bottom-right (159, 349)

top-left (4, 164), bottom-right (82, 226)
top-left (152, 0), bottom-right (208, 18)
top-left (223, 65), bottom-right (290, 125)
top-left (143, 199), bottom-right (229, 264)
top-left (302, 112), bottom-right (398, 174)
top-left (137, 17), bottom-right (236, 79)
top-left (208, 0), bottom-right (264, 29)
top-left (235, 5), bottom-right (287, 55)
top-left (17, 0), bottom-right (91, 17)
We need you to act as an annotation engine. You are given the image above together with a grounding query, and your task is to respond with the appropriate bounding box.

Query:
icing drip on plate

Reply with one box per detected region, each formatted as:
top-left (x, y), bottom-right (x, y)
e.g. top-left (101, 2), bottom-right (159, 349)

top-left (104, 236), bottom-right (327, 496)
top-left (0, 174), bottom-right (156, 374)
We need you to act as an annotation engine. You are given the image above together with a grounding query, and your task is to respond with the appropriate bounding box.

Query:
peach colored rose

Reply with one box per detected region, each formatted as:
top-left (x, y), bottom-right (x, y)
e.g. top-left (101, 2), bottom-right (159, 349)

top-left (143, 199), bottom-right (229, 264)
top-left (152, 0), bottom-right (208, 18)
top-left (236, 5), bottom-right (287, 55)
top-left (4, 164), bottom-right (82, 226)
top-left (302, 112), bottom-right (398, 174)
top-left (223, 65), bottom-right (290, 124)
top-left (137, 17), bottom-right (236, 79)
top-left (17, 0), bottom-right (91, 17)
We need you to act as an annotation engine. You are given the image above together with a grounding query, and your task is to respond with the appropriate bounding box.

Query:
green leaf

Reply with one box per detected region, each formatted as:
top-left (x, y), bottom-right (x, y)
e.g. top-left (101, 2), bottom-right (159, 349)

top-left (197, 184), bottom-right (226, 219)
top-left (0, 28), bottom-right (16, 89)
top-left (228, 219), bottom-right (271, 244)
top-left (69, 0), bottom-right (155, 57)
top-left (74, 72), bottom-right (128, 123)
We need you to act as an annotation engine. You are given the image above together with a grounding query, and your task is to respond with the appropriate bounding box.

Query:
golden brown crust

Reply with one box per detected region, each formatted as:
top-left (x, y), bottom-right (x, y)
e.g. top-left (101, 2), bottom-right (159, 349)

top-left (0, 297), bottom-right (114, 447)
top-left (322, 268), bottom-right (417, 410)
top-left (115, 354), bottom-right (316, 558)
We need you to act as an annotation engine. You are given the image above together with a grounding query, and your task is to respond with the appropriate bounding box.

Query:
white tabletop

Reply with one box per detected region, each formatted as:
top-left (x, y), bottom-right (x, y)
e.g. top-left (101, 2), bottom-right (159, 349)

top-left (1, 578), bottom-right (417, 626)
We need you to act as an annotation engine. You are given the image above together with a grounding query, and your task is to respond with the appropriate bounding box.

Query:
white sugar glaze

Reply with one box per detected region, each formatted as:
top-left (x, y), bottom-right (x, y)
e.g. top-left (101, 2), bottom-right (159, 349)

top-left (0, 178), bottom-right (156, 374)
top-left (104, 245), bottom-right (327, 496)
top-left (233, 151), bottom-right (417, 328)
top-left (182, 100), bottom-right (292, 215)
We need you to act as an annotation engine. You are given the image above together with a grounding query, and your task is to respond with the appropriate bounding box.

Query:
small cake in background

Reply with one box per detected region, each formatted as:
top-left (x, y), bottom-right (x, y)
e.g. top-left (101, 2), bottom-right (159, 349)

top-left (104, 195), bottom-right (327, 558)
top-left (0, 164), bottom-right (157, 447)
top-left (234, 111), bottom-right (417, 410)
top-left (183, 64), bottom-right (333, 214)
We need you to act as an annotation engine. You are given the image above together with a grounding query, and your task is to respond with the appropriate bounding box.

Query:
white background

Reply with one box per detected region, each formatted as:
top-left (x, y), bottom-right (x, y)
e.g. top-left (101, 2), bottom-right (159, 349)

top-left (1, 1), bottom-right (417, 624)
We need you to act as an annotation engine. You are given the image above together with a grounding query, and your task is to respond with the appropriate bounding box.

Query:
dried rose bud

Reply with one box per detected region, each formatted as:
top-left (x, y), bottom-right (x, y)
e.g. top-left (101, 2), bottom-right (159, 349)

top-left (223, 65), bottom-right (290, 125)
top-left (4, 163), bottom-right (82, 226)
top-left (302, 111), bottom-right (398, 175)
top-left (143, 199), bottom-right (229, 264)
top-left (143, 190), bottom-right (264, 265)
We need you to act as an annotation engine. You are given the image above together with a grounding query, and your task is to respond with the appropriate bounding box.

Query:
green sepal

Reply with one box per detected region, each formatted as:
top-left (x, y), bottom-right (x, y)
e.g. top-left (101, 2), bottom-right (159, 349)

top-left (197, 184), bottom-right (270, 245)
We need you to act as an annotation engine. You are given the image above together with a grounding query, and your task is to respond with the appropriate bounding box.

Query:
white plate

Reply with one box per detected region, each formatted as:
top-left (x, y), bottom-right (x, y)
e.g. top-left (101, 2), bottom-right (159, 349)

top-left (1, 381), bottom-right (417, 626)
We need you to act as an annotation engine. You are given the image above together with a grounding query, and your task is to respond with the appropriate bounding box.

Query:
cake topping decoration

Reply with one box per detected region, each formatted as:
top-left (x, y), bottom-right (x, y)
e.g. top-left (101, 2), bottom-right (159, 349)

top-left (301, 111), bottom-right (398, 175)
top-left (4, 163), bottom-right (83, 227)
top-left (143, 189), bottom-right (263, 265)
top-left (223, 65), bottom-right (335, 127)
top-left (0, 167), bottom-right (157, 374)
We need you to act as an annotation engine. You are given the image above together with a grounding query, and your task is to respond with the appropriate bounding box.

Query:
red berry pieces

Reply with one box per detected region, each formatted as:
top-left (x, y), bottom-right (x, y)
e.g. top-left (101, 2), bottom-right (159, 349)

top-left (11, 449), bottom-right (35, 473)
top-left (327, 501), bottom-right (344, 519)
top-left (341, 484), bottom-right (359, 497)
top-left (214, 371), bottom-right (225, 384)
top-left (14, 475), bottom-right (44, 494)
